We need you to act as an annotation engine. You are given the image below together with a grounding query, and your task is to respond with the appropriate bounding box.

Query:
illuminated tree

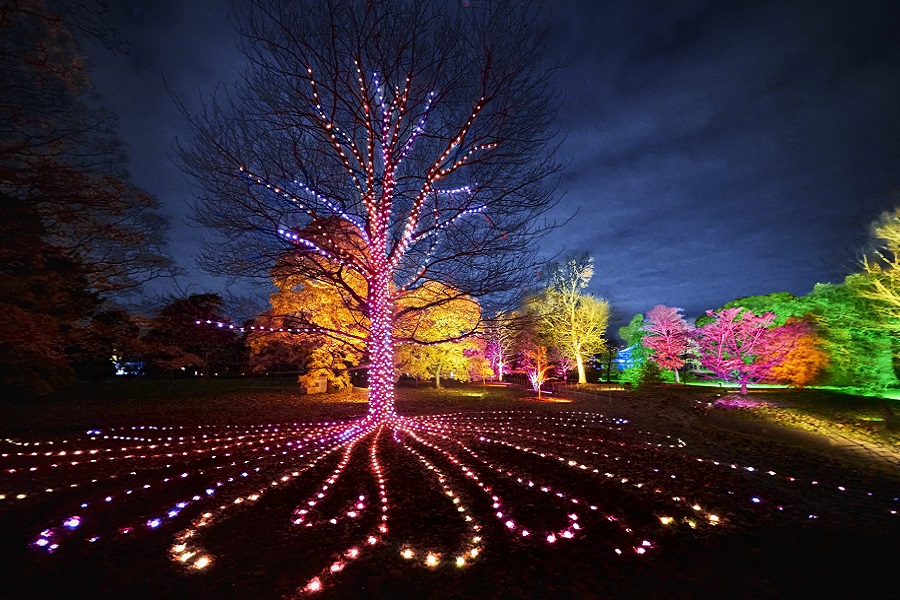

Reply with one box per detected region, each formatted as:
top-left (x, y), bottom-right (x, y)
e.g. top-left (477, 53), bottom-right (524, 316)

top-left (553, 352), bottom-right (574, 382)
top-left (247, 264), bottom-right (366, 389)
top-left (617, 314), bottom-right (649, 386)
top-left (862, 208), bottom-right (900, 342)
top-left (393, 282), bottom-right (482, 388)
top-left (484, 311), bottom-right (518, 382)
top-left (810, 276), bottom-right (897, 390)
top-left (694, 308), bottom-right (804, 394)
top-left (395, 341), bottom-right (473, 388)
top-left (519, 341), bottom-right (552, 400)
top-left (641, 305), bottom-right (691, 384)
top-left (531, 254), bottom-right (609, 384)
top-left (763, 321), bottom-right (829, 388)
top-left (696, 292), bottom-right (808, 327)
top-left (181, 0), bottom-right (559, 423)
top-left (465, 340), bottom-right (495, 383)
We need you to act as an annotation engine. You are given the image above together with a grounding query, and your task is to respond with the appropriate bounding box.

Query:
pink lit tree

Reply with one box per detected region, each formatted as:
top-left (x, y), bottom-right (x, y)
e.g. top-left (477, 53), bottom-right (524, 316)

top-left (641, 305), bottom-right (691, 383)
top-left (694, 307), bottom-right (805, 394)
top-left (179, 0), bottom-right (560, 423)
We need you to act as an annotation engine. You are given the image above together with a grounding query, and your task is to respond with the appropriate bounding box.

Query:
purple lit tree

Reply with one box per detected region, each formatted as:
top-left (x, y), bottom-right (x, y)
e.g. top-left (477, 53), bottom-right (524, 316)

top-left (179, 0), bottom-right (560, 423)
top-left (641, 305), bottom-right (691, 383)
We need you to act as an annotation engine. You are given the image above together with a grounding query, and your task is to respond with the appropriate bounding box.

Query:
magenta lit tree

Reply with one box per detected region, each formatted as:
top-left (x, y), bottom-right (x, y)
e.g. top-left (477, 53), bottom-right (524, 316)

top-left (180, 0), bottom-right (560, 423)
top-left (641, 305), bottom-right (691, 383)
top-left (484, 312), bottom-right (518, 382)
top-left (694, 308), bottom-right (804, 394)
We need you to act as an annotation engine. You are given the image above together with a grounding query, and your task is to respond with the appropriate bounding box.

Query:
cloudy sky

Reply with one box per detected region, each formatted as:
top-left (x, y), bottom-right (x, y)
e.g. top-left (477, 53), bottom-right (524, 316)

top-left (84, 0), bottom-right (900, 331)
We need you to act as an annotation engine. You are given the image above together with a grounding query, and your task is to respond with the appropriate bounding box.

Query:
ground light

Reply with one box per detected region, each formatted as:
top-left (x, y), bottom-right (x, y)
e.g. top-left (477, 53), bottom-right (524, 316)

top-left (3, 408), bottom-right (898, 595)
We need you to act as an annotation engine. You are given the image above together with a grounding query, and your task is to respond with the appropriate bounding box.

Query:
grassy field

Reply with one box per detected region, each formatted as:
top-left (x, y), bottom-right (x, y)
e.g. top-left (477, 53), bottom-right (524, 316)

top-left (1, 382), bottom-right (899, 599)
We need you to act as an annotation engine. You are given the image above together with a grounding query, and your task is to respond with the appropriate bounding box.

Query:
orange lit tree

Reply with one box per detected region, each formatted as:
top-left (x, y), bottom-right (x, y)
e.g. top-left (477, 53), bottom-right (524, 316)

top-left (180, 0), bottom-right (559, 423)
top-left (763, 322), bottom-right (829, 388)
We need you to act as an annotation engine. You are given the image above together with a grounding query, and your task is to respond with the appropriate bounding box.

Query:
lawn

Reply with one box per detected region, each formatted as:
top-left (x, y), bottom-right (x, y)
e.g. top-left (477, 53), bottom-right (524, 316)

top-left (1, 382), bottom-right (899, 599)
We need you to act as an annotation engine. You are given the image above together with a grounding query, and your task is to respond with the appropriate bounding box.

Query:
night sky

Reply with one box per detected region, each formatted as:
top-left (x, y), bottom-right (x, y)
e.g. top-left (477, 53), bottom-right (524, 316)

top-left (83, 0), bottom-right (900, 330)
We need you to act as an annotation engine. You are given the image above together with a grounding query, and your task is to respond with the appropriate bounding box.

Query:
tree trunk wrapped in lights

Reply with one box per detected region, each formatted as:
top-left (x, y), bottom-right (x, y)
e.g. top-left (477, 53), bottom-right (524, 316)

top-left (179, 0), bottom-right (560, 422)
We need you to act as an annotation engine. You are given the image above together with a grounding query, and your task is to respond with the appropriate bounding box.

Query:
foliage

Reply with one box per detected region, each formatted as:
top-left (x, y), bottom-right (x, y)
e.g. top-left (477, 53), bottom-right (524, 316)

top-left (641, 305), bottom-right (692, 383)
top-left (763, 321), bottom-right (829, 387)
top-left (530, 253), bottom-right (609, 384)
top-left (806, 277), bottom-right (897, 391)
top-left (694, 307), bottom-right (804, 394)
top-left (0, 0), bottom-right (174, 295)
top-left (696, 292), bottom-right (808, 327)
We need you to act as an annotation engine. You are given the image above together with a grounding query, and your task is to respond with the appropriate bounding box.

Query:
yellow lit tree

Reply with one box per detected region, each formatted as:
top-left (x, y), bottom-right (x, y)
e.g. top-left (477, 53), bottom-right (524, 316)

top-left (531, 254), bottom-right (609, 384)
top-left (393, 282), bottom-right (482, 388)
top-left (248, 257), bottom-right (368, 390)
top-left (862, 208), bottom-right (900, 345)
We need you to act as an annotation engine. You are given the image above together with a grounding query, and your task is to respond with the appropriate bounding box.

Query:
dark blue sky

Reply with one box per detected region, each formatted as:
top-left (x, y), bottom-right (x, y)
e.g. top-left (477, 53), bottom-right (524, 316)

top-left (85, 0), bottom-right (900, 331)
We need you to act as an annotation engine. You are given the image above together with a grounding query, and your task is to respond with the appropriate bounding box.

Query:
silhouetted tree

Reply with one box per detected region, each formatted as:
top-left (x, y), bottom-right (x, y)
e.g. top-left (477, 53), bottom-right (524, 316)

top-left (144, 294), bottom-right (245, 377)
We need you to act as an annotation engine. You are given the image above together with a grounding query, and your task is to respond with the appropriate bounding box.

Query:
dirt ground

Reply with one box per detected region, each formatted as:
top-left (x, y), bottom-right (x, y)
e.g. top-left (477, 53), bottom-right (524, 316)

top-left (1, 382), bottom-right (899, 599)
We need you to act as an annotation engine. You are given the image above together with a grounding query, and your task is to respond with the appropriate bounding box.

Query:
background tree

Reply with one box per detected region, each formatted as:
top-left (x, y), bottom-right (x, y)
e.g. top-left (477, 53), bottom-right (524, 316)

top-left (144, 294), bottom-right (245, 377)
top-left (642, 305), bottom-right (691, 383)
top-left (395, 341), bottom-right (475, 388)
top-left (465, 340), bottom-right (495, 384)
top-left (393, 282), bottom-right (481, 388)
top-left (0, 1), bottom-right (175, 394)
top-left (617, 313), bottom-right (650, 387)
top-left (531, 254), bottom-right (609, 384)
top-left (763, 320), bottom-right (829, 387)
top-left (862, 207), bottom-right (900, 343)
top-left (1, 0), bottom-right (174, 295)
top-left (807, 277), bottom-right (897, 391)
top-left (694, 307), bottom-right (803, 394)
top-left (518, 340), bottom-right (552, 400)
top-left (180, 0), bottom-right (559, 422)
top-left (0, 194), bottom-right (98, 395)
top-left (484, 312), bottom-right (518, 382)
top-left (250, 256), bottom-right (369, 389)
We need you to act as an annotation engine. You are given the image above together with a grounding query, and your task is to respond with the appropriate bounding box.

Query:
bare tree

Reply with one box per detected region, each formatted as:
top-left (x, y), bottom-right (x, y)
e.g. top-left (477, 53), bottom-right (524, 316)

top-left (179, 0), bottom-right (561, 422)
